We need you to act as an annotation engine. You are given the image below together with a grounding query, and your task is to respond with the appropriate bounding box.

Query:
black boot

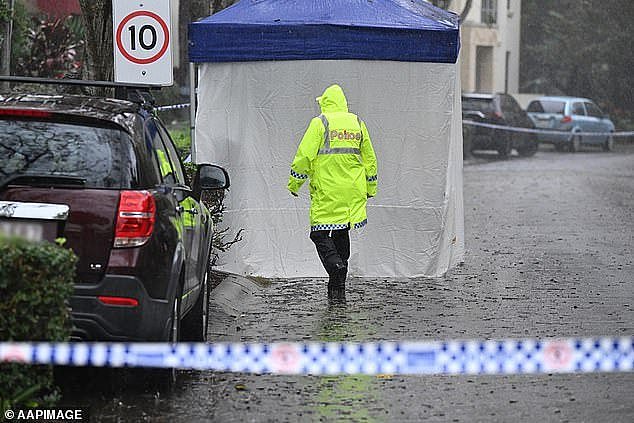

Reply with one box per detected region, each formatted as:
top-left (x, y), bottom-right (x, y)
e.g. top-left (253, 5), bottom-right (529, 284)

top-left (328, 273), bottom-right (337, 291)
top-left (328, 263), bottom-right (347, 301)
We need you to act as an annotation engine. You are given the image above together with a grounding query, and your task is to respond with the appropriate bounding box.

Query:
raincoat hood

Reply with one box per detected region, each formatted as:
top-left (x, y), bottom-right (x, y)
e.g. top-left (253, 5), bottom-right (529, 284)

top-left (316, 84), bottom-right (348, 113)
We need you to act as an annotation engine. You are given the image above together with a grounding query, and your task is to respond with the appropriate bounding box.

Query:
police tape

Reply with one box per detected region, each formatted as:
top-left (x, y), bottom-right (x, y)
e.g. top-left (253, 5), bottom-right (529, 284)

top-left (155, 103), bottom-right (190, 112)
top-left (0, 337), bottom-right (632, 375)
top-left (148, 112), bottom-right (634, 138)
top-left (463, 120), bottom-right (634, 137)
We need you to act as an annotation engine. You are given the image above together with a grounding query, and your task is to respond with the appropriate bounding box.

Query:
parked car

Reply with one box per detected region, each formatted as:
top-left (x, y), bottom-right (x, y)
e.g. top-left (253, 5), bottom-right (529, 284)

top-left (462, 93), bottom-right (538, 158)
top-left (526, 96), bottom-right (615, 152)
top-left (0, 93), bottom-right (229, 353)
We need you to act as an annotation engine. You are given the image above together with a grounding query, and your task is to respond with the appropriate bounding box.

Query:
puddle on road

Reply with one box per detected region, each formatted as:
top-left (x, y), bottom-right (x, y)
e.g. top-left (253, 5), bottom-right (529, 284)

top-left (313, 298), bottom-right (383, 422)
top-left (314, 375), bottom-right (380, 422)
top-left (57, 275), bottom-right (432, 421)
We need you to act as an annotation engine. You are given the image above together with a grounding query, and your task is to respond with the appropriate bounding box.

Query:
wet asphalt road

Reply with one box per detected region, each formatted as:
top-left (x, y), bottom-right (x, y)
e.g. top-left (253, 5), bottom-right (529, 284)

top-left (62, 144), bottom-right (634, 422)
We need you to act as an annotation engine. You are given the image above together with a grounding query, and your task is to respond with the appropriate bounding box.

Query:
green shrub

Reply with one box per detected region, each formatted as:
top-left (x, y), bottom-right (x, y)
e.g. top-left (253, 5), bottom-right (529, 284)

top-left (169, 126), bottom-right (192, 160)
top-left (180, 162), bottom-right (243, 267)
top-left (14, 15), bottom-right (84, 79)
top-left (0, 236), bottom-right (76, 412)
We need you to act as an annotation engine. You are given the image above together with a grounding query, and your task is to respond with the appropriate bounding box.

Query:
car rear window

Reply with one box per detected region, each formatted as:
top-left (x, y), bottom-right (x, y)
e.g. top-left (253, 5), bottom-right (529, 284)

top-left (462, 97), bottom-right (495, 113)
top-left (0, 119), bottom-right (139, 189)
top-left (527, 100), bottom-right (566, 114)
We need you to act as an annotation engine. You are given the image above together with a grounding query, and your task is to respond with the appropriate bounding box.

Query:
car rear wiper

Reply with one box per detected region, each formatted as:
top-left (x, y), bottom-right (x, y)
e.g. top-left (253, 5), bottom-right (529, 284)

top-left (0, 174), bottom-right (87, 191)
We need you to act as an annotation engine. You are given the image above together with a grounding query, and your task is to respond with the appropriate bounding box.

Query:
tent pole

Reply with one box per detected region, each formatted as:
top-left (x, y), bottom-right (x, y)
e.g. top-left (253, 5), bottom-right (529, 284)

top-left (189, 62), bottom-right (197, 163)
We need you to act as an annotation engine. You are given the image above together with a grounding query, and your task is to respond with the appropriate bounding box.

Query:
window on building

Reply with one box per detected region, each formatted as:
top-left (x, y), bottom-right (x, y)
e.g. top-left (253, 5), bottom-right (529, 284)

top-left (475, 46), bottom-right (494, 92)
top-left (482, 0), bottom-right (498, 24)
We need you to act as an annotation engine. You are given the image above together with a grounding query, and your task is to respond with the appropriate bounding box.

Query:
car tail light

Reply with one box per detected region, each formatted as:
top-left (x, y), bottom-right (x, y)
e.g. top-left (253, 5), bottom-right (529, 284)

top-left (0, 108), bottom-right (52, 118)
top-left (561, 115), bottom-right (572, 123)
top-left (98, 296), bottom-right (139, 307)
top-left (492, 111), bottom-right (504, 119)
top-left (114, 191), bottom-right (156, 248)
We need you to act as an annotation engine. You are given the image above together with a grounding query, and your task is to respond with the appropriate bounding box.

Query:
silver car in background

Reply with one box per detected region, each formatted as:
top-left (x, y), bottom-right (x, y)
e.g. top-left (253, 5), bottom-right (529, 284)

top-left (526, 96), bottom-right (615, 152)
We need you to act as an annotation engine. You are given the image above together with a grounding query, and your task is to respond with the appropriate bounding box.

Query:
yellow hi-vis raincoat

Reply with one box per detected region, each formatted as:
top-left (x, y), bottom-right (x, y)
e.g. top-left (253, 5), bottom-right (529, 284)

top-left (288, 84), bottom-right (378, 231)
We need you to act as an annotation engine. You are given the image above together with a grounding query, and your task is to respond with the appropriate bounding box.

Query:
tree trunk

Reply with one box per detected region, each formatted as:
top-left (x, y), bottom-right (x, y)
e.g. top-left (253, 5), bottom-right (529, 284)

top-left (429, 0), bottom-right (451, 10)
top-left (1, 0), bottom-right (14, 81)
top-left (178, 0), bottom-right (213, 86)
top-left (191, 0), bottom-right (211, 20)
top-left (429, 0), bottom-right (473, 25)
top-left (459, 0), bottom-right (473, 23)
top-left (211, 0), bottom-right (238, 14)
top-left (78, 0), bottom-right (113, 84)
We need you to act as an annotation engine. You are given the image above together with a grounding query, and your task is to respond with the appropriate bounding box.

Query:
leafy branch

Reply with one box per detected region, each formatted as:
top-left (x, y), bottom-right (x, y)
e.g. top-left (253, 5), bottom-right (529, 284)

top-left (182, 162), bottom-right (244, 267)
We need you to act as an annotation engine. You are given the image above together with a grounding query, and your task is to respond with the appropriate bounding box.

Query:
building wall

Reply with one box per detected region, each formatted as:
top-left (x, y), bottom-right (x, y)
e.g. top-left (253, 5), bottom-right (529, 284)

top-left (448, 0), bottom-right (521, 94)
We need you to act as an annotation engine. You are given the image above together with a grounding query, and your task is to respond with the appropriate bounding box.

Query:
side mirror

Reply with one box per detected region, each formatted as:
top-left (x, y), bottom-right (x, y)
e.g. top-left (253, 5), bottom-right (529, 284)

top-left (193, 164), bottom-right (230, 199)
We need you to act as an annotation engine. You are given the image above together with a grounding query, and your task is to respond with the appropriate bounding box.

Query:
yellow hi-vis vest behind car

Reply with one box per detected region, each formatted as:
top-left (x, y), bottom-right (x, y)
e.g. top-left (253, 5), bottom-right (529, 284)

top-left (288, 84), bottom-right (378, 231)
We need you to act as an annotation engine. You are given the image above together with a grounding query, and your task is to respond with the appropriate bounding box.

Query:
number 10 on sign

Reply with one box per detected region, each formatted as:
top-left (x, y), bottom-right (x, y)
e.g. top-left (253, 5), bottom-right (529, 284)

top-left (113, 0), bottom-right (173, 86)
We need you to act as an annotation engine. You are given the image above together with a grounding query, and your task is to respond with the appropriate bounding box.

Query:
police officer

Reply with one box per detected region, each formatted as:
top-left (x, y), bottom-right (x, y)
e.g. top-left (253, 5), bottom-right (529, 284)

top-left (288, 84), bottom-right (378, 299)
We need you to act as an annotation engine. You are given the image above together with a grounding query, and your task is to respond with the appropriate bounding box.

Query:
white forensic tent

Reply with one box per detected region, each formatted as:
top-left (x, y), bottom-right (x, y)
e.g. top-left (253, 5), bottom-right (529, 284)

top-left (189, 0), bottom-right (465, 278)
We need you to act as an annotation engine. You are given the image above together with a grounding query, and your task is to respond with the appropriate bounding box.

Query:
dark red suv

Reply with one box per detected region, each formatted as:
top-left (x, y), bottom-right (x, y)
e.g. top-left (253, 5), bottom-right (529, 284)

top-left (0, 93), bottom-right (229, 345)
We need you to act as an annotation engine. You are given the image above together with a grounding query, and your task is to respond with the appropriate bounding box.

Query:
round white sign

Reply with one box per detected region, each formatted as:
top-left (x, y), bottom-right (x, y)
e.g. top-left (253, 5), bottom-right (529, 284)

top-left (115, 10), bottom-right (170, 65)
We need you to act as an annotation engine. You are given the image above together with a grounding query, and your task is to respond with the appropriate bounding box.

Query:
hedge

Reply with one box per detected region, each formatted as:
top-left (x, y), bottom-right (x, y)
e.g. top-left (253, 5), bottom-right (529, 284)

top-left (0, 235), bottom-right (76, 411)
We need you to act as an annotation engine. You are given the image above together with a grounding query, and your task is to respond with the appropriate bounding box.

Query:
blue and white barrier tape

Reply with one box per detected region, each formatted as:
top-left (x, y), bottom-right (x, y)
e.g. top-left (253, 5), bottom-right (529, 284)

top-left (463, 120), bottom-right (634, 137)
top-left (155, 103), bottom-right (190, 112)
top-left (1, 337), bottom-right (632, 375)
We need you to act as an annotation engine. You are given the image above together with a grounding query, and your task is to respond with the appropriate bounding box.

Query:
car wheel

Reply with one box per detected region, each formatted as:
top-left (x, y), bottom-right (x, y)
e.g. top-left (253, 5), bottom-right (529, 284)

top-left (602, 133), bottom-right (614, 152)
top-left (497, 136), bottom-right (511, 158)
top-left (165, 290), bottom-right (182, 387)
top-left (146, 285), bottom-right (182, 392)
top-left (569, 134), bottom-right (581, 153)
top-left (181, 269), bottom-right (209, 342)
top-left (517, 138), bottom-right (538, 157)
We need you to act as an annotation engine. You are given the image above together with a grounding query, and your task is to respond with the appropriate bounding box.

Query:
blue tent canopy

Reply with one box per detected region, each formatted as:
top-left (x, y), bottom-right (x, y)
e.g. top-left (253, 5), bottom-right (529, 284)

top-left (189, 0), bottom-right (460, 64)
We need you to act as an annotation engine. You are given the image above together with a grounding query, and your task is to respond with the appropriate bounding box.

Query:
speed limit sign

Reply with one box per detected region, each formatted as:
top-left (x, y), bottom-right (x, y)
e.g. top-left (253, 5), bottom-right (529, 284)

top-left (113, 0), bottom-right (173, 86)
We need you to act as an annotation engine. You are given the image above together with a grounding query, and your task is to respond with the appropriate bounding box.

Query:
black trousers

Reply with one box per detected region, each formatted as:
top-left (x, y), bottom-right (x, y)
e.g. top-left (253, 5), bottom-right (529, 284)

top-left (309, 228), bottom-right (350, 282)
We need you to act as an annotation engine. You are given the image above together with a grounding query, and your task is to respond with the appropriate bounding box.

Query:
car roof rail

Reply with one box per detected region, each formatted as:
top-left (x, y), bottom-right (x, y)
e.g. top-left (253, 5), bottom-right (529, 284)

top-left (0, 75), bottom-right (158, 108)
